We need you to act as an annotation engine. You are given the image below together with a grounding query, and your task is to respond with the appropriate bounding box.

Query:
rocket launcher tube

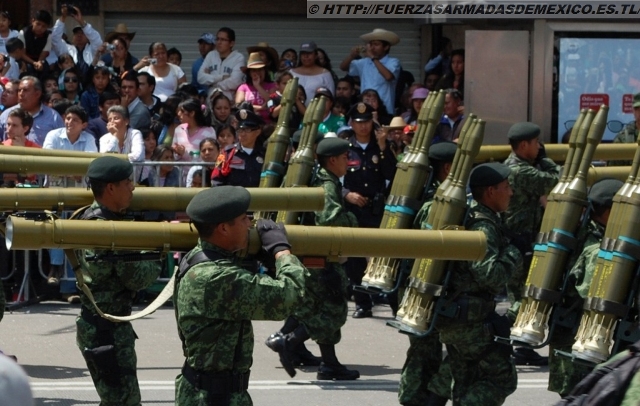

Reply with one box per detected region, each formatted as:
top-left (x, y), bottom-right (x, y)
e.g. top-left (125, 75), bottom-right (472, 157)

top-left (421, 91), bottom-right (446, 151)
top-left (259, 77), bottom-right (298, 188)
top-left (0, 146), bottom-right (120, 160)
top-left (5, 216), bottom-right (487, 260)
top-left (558, 109), bottom-right (587, 185)
top-left (473, 143), bottom-right (636, 163)
top-left (0, 187), bottom-right (326, 213)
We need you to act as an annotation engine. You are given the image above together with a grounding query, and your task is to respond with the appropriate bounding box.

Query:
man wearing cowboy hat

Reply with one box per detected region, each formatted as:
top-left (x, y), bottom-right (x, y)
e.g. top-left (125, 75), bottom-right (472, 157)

top-left (197, 27), bottom-right (245, 100)
top-left (247, 42), bottom-right (279, 78)
top-left (339, 28), bottom-right (402, 117)
top-left (100, 23), bottom-right (139, 66)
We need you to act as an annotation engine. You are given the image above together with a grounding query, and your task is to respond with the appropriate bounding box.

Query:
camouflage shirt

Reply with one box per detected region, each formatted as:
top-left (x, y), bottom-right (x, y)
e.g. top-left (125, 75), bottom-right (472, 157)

top-left (610, 122), bottom-right (638, 166)
top-left (449, 202), bottom-right (523, 297)
top-left (77, 201), bottom-right (162, 315)
top-left (312, 167), bottom-right (358, 227)
top-left (504, 152), bottom-right (560, 239)
top-left (175, 240), bottom-right (310, 374)
top-left (569, 219), bottom-right (606, 299)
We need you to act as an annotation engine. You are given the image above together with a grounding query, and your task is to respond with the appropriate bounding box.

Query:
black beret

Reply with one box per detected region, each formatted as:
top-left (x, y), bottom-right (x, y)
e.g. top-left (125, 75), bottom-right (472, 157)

top-left (317, 138), bottom-right (350, 157)
top-left (469, 162), bottom-right (511, 187)
top-left (507, 122), bottom-right (541, 141)
top-left (429, 141), bottom-right (457, 162)
top-left (186, 186), bottom-right (251, 224)
top-left (292, 129), bottom-right (324, 148)
top-left (235, 109), bottom-right (264, 129)
top-left (347, 102), bottom-right (374, 122)
top-left (589, 178), bottom-right (623, 207)
top-left (87, 156), bottom-right (132, 183)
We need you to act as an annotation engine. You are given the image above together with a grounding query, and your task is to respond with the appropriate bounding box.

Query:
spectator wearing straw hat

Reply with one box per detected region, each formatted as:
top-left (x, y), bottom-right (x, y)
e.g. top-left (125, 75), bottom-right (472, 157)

top-left (235, 52), bottom-right (277, 123)
top-left (101, 23), bottom-right (138, 66)
top-left (246, 41), bottom-right (279, 80)
top-left (340, 28), bottom-right (402, 118)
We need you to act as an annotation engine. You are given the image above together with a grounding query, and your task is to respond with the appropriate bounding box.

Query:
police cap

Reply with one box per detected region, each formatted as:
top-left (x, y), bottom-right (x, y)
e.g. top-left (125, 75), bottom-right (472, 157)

top-left (507, 122), bottom-right (541, 142)
top-left (235, 109), bottom-right (264, 129)
top-left (429, 141), bottom-right (457, 162)
top-left (589, 178), bottom-right (623, 208)
top-left (317, 138), bottom-right (350, 157)
top-left (347, 102), bottom-right (374, 122)
top-left (469, 162), bottom-right (511, 188)
top-left (86, 156), bottom-right (132, 183)
top-left (186, 186), bottom-right (251, 224)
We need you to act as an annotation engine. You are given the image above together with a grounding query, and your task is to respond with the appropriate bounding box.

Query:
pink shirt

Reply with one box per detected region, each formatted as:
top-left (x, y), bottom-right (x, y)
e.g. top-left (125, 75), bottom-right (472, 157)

top-left (172, 124), bottom-right (217, 162)
top-left (237, 82), bottom-right (277, 123)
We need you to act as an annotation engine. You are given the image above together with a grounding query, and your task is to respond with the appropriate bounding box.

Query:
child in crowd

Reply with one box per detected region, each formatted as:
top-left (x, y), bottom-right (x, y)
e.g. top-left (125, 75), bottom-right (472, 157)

top-left (18, 10), bottom-right (53, 74)
top-left (167, 47), bottom-right (182, 66)
top-left (0, 10), bottom-right (19, 79)
top-left (333, 96), bottom-right (350, 117)
top-left (210, 92), bottom-right (233, 131)
top-left (60, 67), bottom-right (82, 104)
top-left (80, 66), bottom-right (113, 120)
top-left (44, 89), bottom-right (64, 107)
top-left (86, 91), bottom-right (120, 147)
top-left (268, 71), bottom-right (306, 131)
top-left (43, 75), bottom-right (57, 93)
top-left (216, 124), bottom-right (236, 151)
top-left (2, 108), bottom-right (40, 186)
top-left (149, 145), bottom-right (180, 187)
top-left (186, 137), bottom-right (219, 188)
top-left (6, 38), bottom-right (33, 76)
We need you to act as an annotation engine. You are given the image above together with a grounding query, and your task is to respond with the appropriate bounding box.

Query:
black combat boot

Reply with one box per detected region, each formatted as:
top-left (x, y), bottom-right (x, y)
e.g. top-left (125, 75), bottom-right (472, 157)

top-left (266, 318), bottom-right (321, 367)
top-left (317, 344), bottom-right (360, 380)
top-left (265, 316), bottom-right (299, 351)
top-left (266, 325), bottom-right (312, 377)
top-left (426, 392), bottom-right (449, 406)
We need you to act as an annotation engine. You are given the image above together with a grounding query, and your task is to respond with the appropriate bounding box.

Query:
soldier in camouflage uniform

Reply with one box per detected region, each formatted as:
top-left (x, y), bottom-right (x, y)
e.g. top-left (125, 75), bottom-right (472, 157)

top-left (75, 156), bottom-right (162, 405)
top-left (548, 178), bottom-right (623, 397)
top-left (266, 138), bottom-right (360, 381)
top-left (175, 186), bottom-right (312, 405)
top-left (504, 122), bottom-right (560, 365)
top-left (399, 141), bottom-right (457, 406)
top-left (434, 162), bottom-right (522, 406)
top-left (610, 92), bottom-right (640, 166)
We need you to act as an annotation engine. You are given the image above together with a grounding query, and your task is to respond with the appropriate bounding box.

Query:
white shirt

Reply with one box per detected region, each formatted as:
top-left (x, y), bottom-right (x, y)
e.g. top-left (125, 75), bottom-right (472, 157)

top-left (51, 20), bottom-right (102, 67)
top-left (197, 50), bottom-right (245, 100)
top-left (42, 128), bottom-right (97, 188)
top-left (99, 127), bottom-right (145, 162)
top-left (139, 63), bottom-right (185, 102)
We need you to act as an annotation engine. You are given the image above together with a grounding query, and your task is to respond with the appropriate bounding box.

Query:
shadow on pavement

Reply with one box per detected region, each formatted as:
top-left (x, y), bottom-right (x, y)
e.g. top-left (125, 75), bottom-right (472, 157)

top-left (22, 364), bottom-right (89, 379)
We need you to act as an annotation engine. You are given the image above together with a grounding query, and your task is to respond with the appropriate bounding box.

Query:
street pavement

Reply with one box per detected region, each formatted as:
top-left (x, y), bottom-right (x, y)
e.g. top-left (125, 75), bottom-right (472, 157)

top-left (0, 300), bottom-right (560, 405)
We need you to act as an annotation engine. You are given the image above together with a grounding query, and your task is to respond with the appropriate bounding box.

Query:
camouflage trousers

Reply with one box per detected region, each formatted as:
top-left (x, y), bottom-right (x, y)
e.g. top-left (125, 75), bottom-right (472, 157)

top-left (547, 325), bottom-right (595, 396)
top-left (294, 264), bottom-right (349, 345)
top-left (175, 374), bottom-right (252, 406)
top-left (76, 315), bottom-right (140, 406)
top-left (439, 321), bottom-right (517, 406)
top-left (398, 333), bottom-right (452, 405)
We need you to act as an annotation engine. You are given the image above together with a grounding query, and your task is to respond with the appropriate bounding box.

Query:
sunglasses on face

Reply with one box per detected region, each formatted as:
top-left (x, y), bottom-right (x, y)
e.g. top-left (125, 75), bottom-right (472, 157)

top-left (64, 77), bottom-right (79, 83)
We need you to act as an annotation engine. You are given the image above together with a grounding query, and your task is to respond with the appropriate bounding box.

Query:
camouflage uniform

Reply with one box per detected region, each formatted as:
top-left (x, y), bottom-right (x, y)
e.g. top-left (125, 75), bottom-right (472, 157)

top-left (76, 201), bottom-right (162, 406)
top-left (292, 167), bottom-right (358, 344)
top-left (610, 122), bottom-right (637, 166)
top-left (548, 220), bottom-right (605, 396)
top-left (399, 188), bottom-right (451, 405)
top-left (175, 241), bottom-right (310, 406)
top-left (433, 202), bottom-right (522, 405)
top-left (504, 152), bottom-right (560, 316)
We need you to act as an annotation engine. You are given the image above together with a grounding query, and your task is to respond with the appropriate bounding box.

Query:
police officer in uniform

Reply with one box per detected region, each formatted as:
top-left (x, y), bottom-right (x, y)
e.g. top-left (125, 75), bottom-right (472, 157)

top-left (175, 186), bottom-right (312, 405)
top-left (76, 156), bottom-right (162, 405)
top-left (343, 102), bottom-right (396, 318)
top-left (212, 109), bottom-right (266, 187)
top-left (266, 137), bottom-right (360, 381)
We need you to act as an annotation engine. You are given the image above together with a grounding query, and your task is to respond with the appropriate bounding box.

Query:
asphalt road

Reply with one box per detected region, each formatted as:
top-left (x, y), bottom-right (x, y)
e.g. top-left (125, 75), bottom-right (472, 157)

top-left (0, 301), bottom-right (560, 405)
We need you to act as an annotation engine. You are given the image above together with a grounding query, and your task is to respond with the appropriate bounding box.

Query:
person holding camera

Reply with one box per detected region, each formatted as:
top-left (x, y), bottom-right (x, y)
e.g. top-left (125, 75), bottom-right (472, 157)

top-left (342, 102), bottom-right (396, 318)
top-left (174, 186), bottom-right (314, 405)
top-left (51, 4), bottom-right (102, 81)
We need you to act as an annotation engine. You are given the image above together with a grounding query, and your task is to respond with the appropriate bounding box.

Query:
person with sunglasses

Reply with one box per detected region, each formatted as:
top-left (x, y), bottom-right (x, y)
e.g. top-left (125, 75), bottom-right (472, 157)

top-left (60, 67), bottom-right (82, 104)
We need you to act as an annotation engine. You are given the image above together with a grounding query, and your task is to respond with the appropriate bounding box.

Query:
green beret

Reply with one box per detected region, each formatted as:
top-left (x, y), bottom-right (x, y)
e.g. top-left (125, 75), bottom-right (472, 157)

top-left (186, 186), bottom-right (251, 224)
top-left (429, 141), bottom-right (457, 162)
top-left (589, 178), bottom-right (623, 207)
top-left (507, 122), bottom-right (541, 141)
top-left (469, 162), bottom-right (511, 187)
top-left (317, 138), bottom-right (350, 157)
top-left (87, 156), bottom-right (132, 183)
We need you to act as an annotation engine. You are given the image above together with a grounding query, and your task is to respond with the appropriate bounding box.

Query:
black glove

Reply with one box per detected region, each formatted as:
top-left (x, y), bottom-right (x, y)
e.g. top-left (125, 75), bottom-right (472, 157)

top-left (256, 219), bottom-right (291, 256)
top-left (535, 142), bottom-right (547, 163)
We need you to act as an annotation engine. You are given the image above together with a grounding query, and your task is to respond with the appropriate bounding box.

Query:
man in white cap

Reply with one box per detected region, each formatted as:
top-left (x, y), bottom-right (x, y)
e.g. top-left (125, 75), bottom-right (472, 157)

top-left (339, 28), bottom-right (402, 116)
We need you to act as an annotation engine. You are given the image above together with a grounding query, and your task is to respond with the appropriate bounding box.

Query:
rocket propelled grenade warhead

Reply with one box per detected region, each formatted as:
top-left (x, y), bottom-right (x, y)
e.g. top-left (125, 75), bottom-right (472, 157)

top-left (361, 91), bottom-right (446, 293)
top-left (5, 216), bottom-right (487, 261)
top-left (393, 117), bottom-right (485, 335)
top-left (571, 130), bottom-right (640, 363)
top-left (276, 96), bottom-right (327, 225)
top-left (510, 107), bottom-right (608, 347)
top-left (259, 77), bottom-right (298, 190)
top-left (0, 187), bottom-right (326, 213)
